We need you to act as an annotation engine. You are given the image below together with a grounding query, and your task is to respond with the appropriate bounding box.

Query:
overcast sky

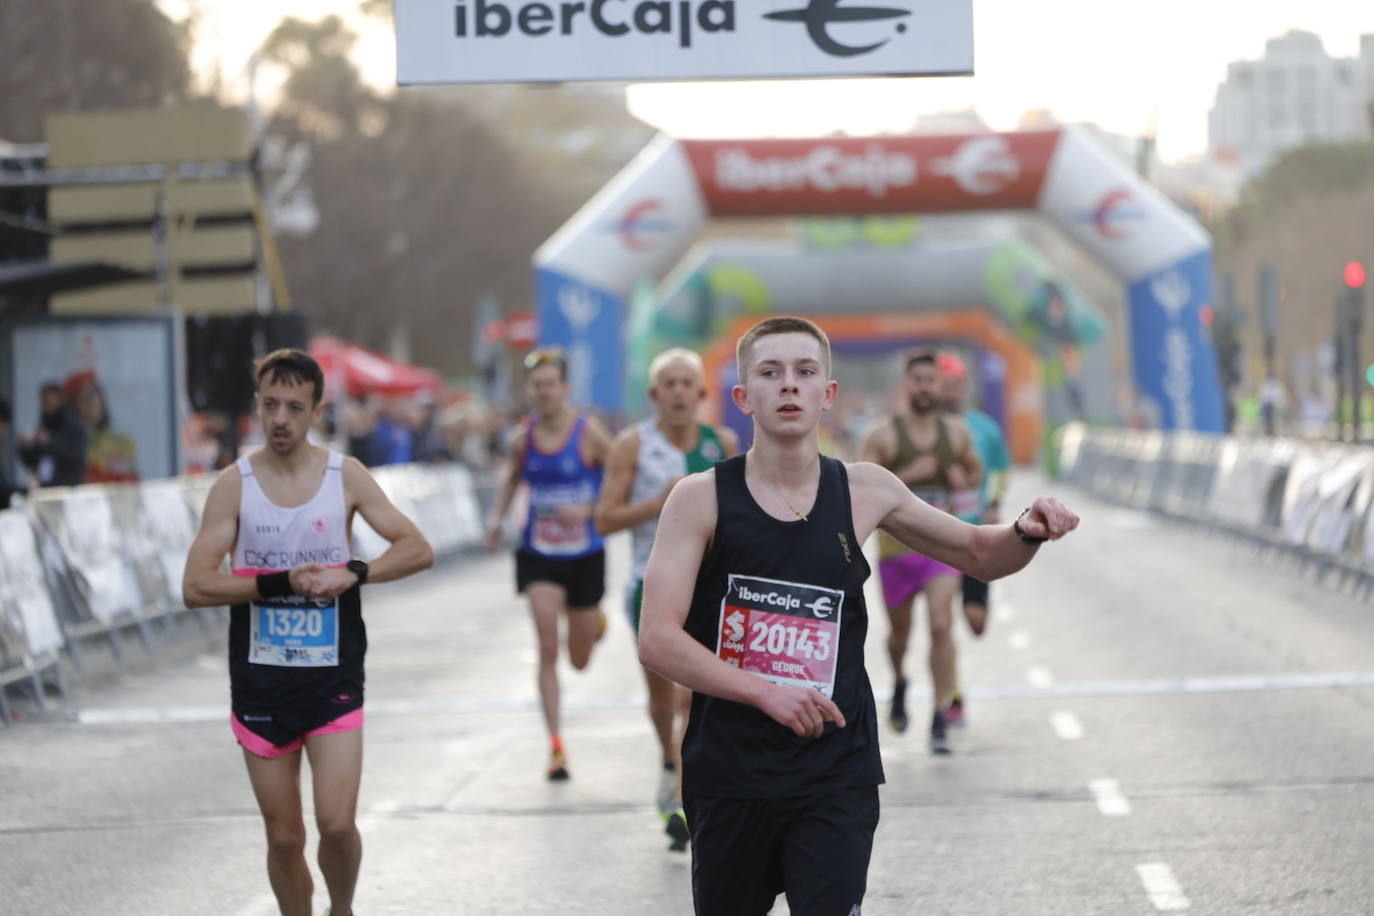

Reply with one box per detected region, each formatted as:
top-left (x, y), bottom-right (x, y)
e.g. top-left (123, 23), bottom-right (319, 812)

top-left (160, 0), bottom-right (1374, 162)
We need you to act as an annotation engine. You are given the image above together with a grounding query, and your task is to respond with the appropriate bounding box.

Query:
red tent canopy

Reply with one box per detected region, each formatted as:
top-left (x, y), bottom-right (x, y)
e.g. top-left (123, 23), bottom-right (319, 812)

top-left (308, 335), bottom-right (445, 400)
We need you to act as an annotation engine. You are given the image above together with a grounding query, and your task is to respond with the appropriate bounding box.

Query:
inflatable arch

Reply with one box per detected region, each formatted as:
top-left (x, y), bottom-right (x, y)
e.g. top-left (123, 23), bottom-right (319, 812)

top-left (534, 128), bottom-right (1224, 431)
top-left (700, 310), bottom-right (1043, 462)
top-left (623, 234), bottom-right (1113, 459)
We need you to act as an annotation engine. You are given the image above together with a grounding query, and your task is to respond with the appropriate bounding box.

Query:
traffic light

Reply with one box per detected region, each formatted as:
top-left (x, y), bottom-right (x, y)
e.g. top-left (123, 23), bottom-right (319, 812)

top-left (1346, 260), bottom-right (1366, 290)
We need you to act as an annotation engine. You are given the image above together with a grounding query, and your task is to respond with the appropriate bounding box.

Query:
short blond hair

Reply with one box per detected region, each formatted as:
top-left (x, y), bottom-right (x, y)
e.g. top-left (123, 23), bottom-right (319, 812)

top-left (736, 316), bottom-right (831, 380)
top-left (648, 347), bottom-right (704, 385)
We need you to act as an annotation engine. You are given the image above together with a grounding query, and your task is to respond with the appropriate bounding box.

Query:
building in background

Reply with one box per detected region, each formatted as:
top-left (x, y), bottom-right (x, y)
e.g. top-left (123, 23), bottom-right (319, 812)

top-left (0, 103), bottom-right (303, 481)
top-left (1210, 30), bottom-right (1374, 177)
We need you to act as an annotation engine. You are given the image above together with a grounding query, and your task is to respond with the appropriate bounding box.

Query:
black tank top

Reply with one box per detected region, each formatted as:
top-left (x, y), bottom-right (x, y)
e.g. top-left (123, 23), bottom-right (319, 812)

top-left (681, 453), bottom-right (885, 799)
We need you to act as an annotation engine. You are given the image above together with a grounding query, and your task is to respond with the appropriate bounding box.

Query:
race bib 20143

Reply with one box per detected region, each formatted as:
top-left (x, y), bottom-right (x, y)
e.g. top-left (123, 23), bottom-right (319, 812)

top-left (716, 574), bottom-right (844, 699)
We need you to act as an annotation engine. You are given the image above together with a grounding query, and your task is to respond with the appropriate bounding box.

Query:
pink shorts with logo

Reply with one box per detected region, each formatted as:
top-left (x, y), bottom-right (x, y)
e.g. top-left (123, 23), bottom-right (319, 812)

top-left (231, 708), bottom-right (364, 760)
top-left (877, 553), bottom-right (961, 608)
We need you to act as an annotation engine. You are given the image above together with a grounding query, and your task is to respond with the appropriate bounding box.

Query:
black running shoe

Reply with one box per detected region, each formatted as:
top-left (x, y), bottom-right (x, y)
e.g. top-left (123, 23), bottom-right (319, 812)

top-left (929, 709), bottom-right (951, 755)
top-left (889, 677), bottom-right (909, 734)
top-left (665, 807), bottom-right (690, 852)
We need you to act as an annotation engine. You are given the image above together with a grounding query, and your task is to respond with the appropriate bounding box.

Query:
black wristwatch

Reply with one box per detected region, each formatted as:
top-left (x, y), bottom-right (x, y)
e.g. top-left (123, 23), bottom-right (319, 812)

top-left (346, 559), bottom-right (369, 586)
top-left (1013, 509), bottom-right (1049, 545)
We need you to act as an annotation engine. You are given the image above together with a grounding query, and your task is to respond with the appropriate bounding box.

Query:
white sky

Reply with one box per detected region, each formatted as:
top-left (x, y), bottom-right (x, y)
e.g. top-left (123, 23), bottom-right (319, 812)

top-left (160, 1), bottom-right (1374, 162)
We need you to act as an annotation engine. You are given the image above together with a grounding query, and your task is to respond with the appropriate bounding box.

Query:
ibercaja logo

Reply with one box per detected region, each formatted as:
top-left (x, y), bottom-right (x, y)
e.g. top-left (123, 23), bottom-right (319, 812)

top-left (451, 0), bottom-right (914, 56)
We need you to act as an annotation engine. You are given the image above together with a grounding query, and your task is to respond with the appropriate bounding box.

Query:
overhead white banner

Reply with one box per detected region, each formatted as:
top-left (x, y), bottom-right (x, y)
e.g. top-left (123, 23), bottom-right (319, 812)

top-left (395, 0), bottom-right (974, 84)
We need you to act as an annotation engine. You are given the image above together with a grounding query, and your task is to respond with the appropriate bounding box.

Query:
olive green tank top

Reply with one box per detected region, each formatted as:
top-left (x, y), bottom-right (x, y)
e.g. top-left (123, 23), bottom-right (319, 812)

top-left (879, 415), bottom-right (955, 558)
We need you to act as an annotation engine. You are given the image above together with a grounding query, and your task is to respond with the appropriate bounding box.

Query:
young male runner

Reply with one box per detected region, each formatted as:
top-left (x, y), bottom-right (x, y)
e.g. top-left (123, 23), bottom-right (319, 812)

top-left (939, 353), bottom-right (1013, 726)
top-left (182, 349), bottom-right (434, 916)
top-left (638, 317), bottom-right (1077, 915)
top-left (594, 347), bottom-right (738, 850)
top-left (859, 350), bottom-right (983, 753)
top-left (485, 348), bottom-right (613, 781)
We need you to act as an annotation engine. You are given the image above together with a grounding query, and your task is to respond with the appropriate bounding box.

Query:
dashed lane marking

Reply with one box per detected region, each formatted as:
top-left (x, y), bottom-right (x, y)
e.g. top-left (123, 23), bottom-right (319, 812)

top-left (1051, 710), bottom-right (1085, 740)
top-left (1089, 778), bottom-right (1132, 816)
top-left (1136, 862), bottom-right (1191, 910)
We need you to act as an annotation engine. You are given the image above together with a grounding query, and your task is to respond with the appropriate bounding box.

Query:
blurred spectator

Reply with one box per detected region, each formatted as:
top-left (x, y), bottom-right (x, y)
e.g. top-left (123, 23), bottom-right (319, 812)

top-left (18, 382), bottom-right (87, 487)
top-left (443, 402), bottom-right (500, 470)
top-left (412, 397), bottom-right (453, 464)
top-left (344, 397), bottom-right (378, 466)
top-left (0, 398), bottom-right (21, 508)
top-left (368, 399), bottom-right (414, 466)
top-left (66, 371), bottom-right (139, 483)
top-left (1259, 371), bottom-right (1285, 437)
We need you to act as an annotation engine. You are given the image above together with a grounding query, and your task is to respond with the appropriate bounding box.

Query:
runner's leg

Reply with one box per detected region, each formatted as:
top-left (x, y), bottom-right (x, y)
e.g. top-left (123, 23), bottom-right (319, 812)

top-left (926, 573), bottom-right (960, 710)
top-left (962, 575), bottom-right (990, 637)
top-left (527, 582), bottom-right (565, 737)
top-left (885, 595), bottom-right (915, 682)
top-left (644, 666), bottom-right (677, 764)
top-left (781, 786), bottom-right (880, 916)
top-left (242, 748), bottom-right (313, 916)
top-left (306, 729), bottom-right (364, 916)
top-left (884, 594), bottom-right (917, 731)
top-left (566, 604), bottom-right (602, 670)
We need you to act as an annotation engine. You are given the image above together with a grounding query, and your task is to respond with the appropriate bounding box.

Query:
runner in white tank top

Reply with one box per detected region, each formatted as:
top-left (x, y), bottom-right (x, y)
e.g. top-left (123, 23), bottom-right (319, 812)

top-left (182, 349), bottom-right (433, 916)
top-left (595, 348), bottom-right (738, 850)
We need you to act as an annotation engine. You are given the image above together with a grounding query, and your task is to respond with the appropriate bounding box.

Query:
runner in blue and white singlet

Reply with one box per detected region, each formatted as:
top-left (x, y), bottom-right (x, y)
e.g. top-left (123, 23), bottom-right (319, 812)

top-left (486, 348), bottom-right (614, 782)
top-left (520, 413), bottom-right (605, 561)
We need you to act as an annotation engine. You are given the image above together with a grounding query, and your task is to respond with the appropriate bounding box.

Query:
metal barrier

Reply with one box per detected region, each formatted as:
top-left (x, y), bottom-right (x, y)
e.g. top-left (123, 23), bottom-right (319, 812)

top-left (0, 460), bottom-right (491, 724)
top-left (1058, 424), bottom-right (1374, 595)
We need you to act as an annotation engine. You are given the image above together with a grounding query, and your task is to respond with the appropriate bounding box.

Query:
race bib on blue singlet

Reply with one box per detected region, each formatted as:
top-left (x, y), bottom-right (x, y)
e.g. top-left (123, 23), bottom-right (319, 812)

top-left (716, 574), bottom-right (844, 699)
top-left (249, 596), bottom-right (339, 667)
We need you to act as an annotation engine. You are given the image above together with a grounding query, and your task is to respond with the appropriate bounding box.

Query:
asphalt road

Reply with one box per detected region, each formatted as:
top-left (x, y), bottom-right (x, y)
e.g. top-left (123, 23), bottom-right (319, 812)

top-left (4, 477), bottom-right (1374, 915)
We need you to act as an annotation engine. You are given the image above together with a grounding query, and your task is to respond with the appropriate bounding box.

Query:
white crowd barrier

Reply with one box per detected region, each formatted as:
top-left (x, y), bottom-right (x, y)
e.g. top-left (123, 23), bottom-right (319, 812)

top-left (1058, 424), bottom-right (1374, 593)
top-left (0, 461), bottom-right (491, 724)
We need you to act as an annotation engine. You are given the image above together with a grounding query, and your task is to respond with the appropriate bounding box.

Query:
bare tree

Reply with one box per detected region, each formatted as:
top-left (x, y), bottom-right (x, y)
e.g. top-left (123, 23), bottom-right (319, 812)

top-left (0, 0), bottom-right (191, 141)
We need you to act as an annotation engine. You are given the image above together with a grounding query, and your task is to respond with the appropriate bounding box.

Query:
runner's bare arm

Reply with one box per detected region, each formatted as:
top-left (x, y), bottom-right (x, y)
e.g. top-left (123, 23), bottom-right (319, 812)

top-left (181, 468), bottom-right (260, 608)
top-left (856, 418), bottom-right (892, 466)
top-left (850, 462), bottom-right (1078, 581)
top-left (484, 420), bottom-right (527, 551)
top-left (949, 421), bottom-right (984, 489)
top-left (581, 415), bottom-right (615, 468)
top-left (640, 474), bottom-right (846, 739)
top-left (341, 457), bottom-right (434, 586)
top-left (717, 426), bottom-right (741, 459)
top-left (594, 429), bottom-right (662, 536)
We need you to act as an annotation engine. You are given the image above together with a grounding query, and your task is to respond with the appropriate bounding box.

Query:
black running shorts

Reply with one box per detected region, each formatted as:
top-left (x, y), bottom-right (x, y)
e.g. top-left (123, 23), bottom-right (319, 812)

top-left (515, 548), bottom-right (606, 609)
top-left (685, 785), bottom-right (880, 916)
top-left (961, 574), bottom-right (990, 608)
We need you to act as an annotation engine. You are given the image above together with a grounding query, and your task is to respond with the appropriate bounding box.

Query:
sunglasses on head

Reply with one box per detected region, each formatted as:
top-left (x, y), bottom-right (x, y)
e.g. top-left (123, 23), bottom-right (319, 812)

top-left (524, 348), bottom-right (567, 372)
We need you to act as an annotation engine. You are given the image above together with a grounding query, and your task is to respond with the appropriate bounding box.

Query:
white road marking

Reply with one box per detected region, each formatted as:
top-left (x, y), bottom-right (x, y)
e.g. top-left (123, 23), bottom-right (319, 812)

top-left (1089, 778), bottom-right (1132, 816)
top-left (1008, 630), bottom-right (1031, 651)
top-left (1136, 862), bottom-right (1191, 910)
top-left (1051, 710), bottom-right (1085, 740)
top-left (1026, 666), bottom-right (1055, 688)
